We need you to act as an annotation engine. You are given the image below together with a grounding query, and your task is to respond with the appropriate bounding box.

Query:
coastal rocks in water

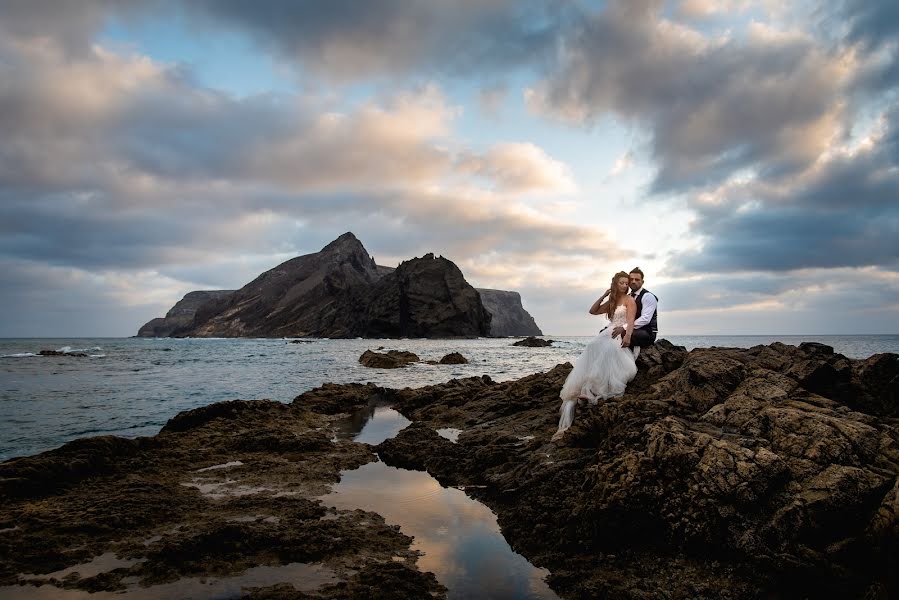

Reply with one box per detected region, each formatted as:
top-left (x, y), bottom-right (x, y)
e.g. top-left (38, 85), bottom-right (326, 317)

top-left (373, 341), bottom-right (899, 599)
top-left (38, 350), bottom-right (88, 357)
top-left (512, 336), bottom-right (554, 347)
top-left (359, 349), bottom-right (420, 368)
top-left (439, 352), bottom-right (469, 365)
top-left (0, 385), bottom-right (445, 599)
top-left (137, 233), bottom-right (528, 339)
top-left (477, 288), bottom-right (542, 337)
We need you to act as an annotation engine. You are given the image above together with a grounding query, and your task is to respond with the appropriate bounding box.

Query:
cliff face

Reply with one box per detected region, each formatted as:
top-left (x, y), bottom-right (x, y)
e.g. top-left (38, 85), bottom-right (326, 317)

top-left (350, 254), bottom-right (491, 339)
top-left (169, 233), bottom-right (382, 338)
top-left (476, 289), bottom-right (542, 337)
top-left (137, 290), bottom-right (235, 337)
top-left (138, 233), bottom-right (539, 338)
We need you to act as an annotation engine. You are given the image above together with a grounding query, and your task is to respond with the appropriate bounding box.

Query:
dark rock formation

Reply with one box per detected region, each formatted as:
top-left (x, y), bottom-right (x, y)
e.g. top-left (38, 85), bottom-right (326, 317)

top-left (359, 349), bottom-right (420, 368)
top-left (439, 352), bottom-right (469, 365)
top-left (137, 290), bottom-right (235, 337)
top-left (512, 336), bottom-right (554, 347)
top-left (169, 233), bottom-right (383, 338)
top-left (138, 234), bottom-right (541, 338)
top-left (138, 234), bottom-right (496, 339)
top-left (0, 385), bottom-right (444, 598)
top-left (349, 253), bottom-right (490, 339)
top-left (477, 288), bottom-right (542, 337)
top-left (373, 341), bottom-right (899, 599)
top-left (38, 350), bottom-right (88, 357)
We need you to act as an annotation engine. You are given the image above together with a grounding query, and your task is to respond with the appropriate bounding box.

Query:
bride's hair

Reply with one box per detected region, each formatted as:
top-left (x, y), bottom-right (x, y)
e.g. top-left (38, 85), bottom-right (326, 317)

top-left (607, 271), bottom-right (630, 318)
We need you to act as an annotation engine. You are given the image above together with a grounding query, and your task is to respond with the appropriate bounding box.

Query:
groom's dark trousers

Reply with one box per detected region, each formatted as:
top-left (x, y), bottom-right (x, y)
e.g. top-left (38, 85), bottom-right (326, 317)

top-left (631, 327), bottom-right (656, 348)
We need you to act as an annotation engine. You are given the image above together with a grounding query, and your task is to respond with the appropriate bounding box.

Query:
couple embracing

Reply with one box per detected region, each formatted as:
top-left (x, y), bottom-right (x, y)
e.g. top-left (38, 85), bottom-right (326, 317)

top-left (552, 267), bottom-right (658, 441)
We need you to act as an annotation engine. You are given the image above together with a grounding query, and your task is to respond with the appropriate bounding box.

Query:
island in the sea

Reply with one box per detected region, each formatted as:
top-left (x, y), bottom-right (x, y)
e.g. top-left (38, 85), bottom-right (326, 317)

top-left (137, 232), bottom-right (542, 338)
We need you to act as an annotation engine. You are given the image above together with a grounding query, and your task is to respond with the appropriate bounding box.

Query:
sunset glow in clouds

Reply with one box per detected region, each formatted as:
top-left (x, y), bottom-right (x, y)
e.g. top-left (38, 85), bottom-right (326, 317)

top-left (1, 0), bottom-right (897, 336)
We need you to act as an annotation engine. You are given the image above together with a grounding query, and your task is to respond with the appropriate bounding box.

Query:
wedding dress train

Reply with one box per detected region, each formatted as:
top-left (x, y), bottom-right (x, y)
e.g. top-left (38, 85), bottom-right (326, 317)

top-left (553, 305), bottom-right (637, 440)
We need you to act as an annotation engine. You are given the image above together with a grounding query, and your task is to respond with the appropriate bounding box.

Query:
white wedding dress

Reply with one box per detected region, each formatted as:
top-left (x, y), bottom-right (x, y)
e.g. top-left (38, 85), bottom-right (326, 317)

top-left (553, 305), bottom-right (637, 439)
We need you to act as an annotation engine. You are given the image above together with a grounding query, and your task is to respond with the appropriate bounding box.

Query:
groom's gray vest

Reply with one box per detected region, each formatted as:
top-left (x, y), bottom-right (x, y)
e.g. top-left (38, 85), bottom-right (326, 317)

top-left (634, 289), bottom-right (658, 334)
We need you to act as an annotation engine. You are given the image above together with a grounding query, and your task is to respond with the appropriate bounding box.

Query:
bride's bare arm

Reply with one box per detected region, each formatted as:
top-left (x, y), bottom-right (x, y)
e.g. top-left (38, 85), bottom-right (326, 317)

top-left (589, 289), bottom-right (611, 315)
top-left (623, 297), bottom-right (637, 346)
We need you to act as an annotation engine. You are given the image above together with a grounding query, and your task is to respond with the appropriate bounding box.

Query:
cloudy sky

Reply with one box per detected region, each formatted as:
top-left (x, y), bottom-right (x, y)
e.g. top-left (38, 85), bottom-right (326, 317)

top-left (1, 0), bottom-right (897, 337)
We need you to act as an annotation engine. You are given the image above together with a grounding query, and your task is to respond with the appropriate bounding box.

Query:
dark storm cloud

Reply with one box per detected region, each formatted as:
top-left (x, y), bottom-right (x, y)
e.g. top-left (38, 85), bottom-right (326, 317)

top-left (831, 0), bottom-right (899, 93)
top-left (839, 0), bottom-right (899, 50)
top-left (529, 0), bottom-right (848, 192)
top-left (677, 104), bottom-right (899, 273)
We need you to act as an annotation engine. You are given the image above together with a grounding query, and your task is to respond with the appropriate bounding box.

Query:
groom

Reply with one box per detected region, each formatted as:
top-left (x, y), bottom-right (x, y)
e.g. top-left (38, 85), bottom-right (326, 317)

top-left (612, 267), bottom-right (658, 348)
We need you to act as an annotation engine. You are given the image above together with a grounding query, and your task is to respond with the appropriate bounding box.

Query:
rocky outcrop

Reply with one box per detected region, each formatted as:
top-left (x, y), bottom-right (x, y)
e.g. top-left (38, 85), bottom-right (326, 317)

top-left (372, 340), bottom-right (899, 598)
top-left (138, 234), bottom-right (541, 338)
top-left (345, 253), bottom-right (491, 338)
top-left (138, 234), bottom-right (504, 338)
top-left (512, 336), bottom-right (554, 347)
top-left (0, 387), bottom-right (444, 598)
top-left (359, 349), bottom-right (420, 368)
top-left (137, 290), bottom-right (235, 337)
top-left (168, 233), bottom-right (383, 338)
top-left (477, 288), bottom-right (542, 337)
top-left (38, 350), bottom-right (88, 357)
top-left (439, 352), bottom-right (469, 364)
top-left (1, 342), bottom-right (896, 598)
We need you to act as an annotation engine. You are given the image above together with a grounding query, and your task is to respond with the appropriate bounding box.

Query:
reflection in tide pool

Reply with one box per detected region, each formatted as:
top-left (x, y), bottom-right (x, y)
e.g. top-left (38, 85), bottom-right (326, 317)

top-left (324, 404), bottom-right (559, 600)
top-left (335, 404), bottom-right (411, 445)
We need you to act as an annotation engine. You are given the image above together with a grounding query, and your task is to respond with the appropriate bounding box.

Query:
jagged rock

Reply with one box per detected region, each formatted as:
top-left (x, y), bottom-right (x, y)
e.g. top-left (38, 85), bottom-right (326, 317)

top-left (438, 352), bottom-right (469, 364)
top-left (359, 349), bottom-right (420, 368)
top-left (348, 253), bottom-right (491, 338)
top-left (0, 396), bottom-right (441, 598)
top-left (169, 233), bottom-right (383, 338)
top-left (137, 290), bottom-right (235, 337)
top-left (138, 234), bottom-right (502, 339)
top-left (477, 289), bottom-right (542, 337)
top-left (38, 350), bottom-right (88, 357)
top-left (512, 336), bottom-right (553, 347)
top-left (373, 341), bottom-right (899, 598)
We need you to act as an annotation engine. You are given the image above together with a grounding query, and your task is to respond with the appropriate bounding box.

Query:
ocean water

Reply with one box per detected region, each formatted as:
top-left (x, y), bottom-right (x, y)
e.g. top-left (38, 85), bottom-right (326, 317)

top-left (1, 335), bottom-right (897, 462)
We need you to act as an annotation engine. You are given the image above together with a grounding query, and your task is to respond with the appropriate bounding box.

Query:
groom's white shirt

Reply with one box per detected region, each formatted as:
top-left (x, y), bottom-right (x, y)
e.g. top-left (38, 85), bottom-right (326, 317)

top-left (631, 287), bottom-right (657, 328)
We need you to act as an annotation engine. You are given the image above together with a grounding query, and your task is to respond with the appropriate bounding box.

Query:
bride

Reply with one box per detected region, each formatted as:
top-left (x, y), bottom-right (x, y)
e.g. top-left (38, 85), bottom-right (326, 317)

top-left (552, 271), bottom-right (638, 441)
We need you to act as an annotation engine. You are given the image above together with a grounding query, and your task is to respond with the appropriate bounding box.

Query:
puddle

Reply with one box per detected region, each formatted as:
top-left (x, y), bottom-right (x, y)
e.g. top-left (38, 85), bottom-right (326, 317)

top-left (4, 562), bottom-right (336, 599)
top-left (324, 403), bottom-right (559, 599)
top-left (334, 401), bottom-right (411, 445)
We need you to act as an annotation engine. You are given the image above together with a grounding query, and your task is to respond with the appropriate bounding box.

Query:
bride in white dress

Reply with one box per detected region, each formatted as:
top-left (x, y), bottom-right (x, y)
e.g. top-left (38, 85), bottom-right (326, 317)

top-left (553, 271), bottom-right (638, 441)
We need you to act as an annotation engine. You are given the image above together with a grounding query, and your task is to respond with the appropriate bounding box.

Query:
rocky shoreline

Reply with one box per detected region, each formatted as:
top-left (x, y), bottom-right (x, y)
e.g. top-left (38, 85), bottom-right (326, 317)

top-left (1, 341), bottom-right (896, 598)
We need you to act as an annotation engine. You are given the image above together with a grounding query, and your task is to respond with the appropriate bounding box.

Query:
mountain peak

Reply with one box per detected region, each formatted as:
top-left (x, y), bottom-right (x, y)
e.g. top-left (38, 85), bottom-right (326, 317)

top-left (321, 232), bottom-right (363, 253)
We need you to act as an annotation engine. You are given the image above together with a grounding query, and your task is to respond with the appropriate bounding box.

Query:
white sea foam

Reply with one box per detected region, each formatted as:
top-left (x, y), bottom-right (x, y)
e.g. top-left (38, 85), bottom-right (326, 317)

top-left (2, 353), bottom-right (37, 358)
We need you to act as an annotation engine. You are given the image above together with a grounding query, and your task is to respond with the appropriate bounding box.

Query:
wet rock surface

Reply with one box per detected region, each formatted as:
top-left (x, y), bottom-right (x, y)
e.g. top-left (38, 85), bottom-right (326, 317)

top-left (0, 387), bottom-right (444, 598)
top-left (377, 340), bottom-right (898, 598)
top-left (2, 340), bottom-right (896, 598)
